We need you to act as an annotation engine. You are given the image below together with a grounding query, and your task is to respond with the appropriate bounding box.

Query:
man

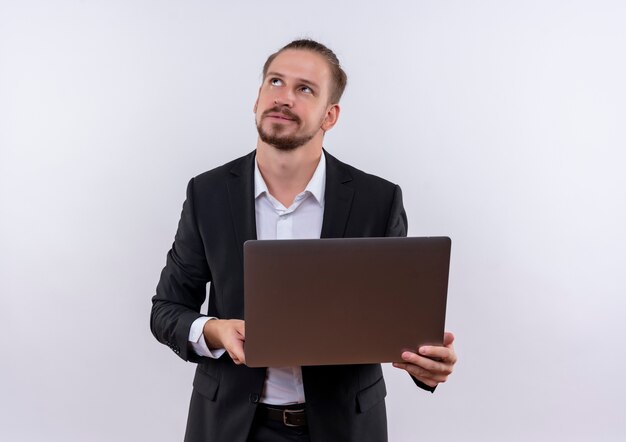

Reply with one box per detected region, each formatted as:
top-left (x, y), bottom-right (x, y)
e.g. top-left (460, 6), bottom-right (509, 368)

top-left (151, 39), bottom-right (457, 442)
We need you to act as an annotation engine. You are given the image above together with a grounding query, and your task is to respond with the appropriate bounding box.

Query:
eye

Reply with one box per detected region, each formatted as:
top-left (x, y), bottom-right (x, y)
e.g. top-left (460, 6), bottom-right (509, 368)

top-left (300, 85), bottom-right (313, 94)
top-left (269, 78), bottom-right (283, 86)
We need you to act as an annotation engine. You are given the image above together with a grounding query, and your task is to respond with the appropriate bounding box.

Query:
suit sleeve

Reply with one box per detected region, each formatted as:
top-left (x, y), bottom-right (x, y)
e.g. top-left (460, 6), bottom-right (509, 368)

top-left (150, 177), bottom-right (212, 363)
top-left (384, 184), bottom-right (408, 237)
top-left (384, 184), bottom-right (436, 393)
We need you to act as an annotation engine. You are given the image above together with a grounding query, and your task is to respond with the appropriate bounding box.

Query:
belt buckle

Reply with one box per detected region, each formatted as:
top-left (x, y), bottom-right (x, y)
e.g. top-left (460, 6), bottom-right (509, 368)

top-left (283, 408), bottom-right (305, 427)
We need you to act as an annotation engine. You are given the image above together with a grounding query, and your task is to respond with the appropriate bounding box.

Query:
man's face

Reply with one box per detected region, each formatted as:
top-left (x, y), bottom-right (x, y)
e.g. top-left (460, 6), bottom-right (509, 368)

top-left (254, 49), bottom-right (337, 151)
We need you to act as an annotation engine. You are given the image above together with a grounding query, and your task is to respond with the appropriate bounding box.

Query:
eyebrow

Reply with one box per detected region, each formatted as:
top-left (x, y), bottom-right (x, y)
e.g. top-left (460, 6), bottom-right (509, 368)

top-left (266, 71), bottom-right (320, 90)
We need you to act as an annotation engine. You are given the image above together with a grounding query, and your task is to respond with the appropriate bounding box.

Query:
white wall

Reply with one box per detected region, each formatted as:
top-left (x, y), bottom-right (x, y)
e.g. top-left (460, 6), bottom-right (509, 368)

top-left (1, 1), bottom-right (625, 441)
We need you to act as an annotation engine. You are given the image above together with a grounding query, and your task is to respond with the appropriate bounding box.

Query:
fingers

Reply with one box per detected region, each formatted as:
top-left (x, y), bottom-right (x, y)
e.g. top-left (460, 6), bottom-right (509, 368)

top-left (226, 339), bottom-right (246, 365)
top-left (227, 343), bottom-right (246, 365)
top-left (224, 321), bottom-right (246, 365)
top-left (392, 360), bottom-right (449, 385)
top-left (443, 331), bottom-right (455, 347)
top-left (392, 354), bottom-right (452, 384)
top-left (233, 320), bottom-right (245, 339)
top-left (418, 331), bottom-right (457, 364)
top-left (203, 319), bottom-right (247, 364)
top-left (401, 351), bottom-right (454, 376)
top-left (417, 345), bottom-right (457, 364)
top-left (394, 366), bottom-right (440, 388)
top-left (393, 331), bottom-right (458, 386)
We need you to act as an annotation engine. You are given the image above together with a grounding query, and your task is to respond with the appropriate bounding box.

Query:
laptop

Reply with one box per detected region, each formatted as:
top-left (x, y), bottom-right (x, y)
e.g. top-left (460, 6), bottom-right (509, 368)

top-left (243, 236), bottom-right (451, 367)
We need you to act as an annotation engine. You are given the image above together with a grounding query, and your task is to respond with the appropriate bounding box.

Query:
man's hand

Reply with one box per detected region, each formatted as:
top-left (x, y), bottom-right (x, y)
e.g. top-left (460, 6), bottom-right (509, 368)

top-left (203, 319), bottom-right (246, 365)
top-left (393, 331), bottom-right (457, 388)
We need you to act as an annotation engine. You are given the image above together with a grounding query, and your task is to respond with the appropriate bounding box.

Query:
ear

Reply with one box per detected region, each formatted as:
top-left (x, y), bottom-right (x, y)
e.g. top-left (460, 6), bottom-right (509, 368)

top-left (321, 104), bottom-right (340, 132)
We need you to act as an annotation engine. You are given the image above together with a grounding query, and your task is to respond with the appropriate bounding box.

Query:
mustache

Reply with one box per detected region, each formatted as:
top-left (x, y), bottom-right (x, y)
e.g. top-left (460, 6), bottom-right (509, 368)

top-left (262, 106), bottom-right (301, 123)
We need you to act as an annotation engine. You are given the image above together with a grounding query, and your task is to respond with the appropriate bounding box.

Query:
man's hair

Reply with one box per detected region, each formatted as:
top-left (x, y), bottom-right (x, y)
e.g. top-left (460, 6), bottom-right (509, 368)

top-left (262, 39), bottom-right (348, 104)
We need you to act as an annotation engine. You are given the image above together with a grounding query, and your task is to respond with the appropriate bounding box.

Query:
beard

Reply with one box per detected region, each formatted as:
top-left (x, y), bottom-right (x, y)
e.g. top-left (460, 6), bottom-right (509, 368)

top-left (256, 106), bottom-right (320, 151)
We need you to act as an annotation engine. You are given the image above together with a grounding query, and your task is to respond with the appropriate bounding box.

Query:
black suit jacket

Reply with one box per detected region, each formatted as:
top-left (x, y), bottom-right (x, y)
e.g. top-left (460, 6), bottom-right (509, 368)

top-left (151, 150), bottom-right (429, 441)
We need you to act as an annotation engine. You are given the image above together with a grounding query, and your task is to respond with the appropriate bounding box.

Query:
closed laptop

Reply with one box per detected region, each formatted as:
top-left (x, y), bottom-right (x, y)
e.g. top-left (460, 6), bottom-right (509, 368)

top-left (244, 236), bottom-right (451, 367)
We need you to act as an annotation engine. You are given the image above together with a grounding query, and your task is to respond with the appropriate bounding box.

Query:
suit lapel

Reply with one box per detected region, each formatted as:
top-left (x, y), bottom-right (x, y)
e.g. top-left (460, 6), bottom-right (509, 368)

top-left (321, 150), bottom-right (354, 238)
top-left (227, 151), bottom-right (257, 261)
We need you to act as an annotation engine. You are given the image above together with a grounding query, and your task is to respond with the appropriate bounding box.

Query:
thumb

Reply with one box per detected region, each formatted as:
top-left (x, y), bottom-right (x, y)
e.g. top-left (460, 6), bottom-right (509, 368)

top-left (443, 332), bottom-right (455, 347)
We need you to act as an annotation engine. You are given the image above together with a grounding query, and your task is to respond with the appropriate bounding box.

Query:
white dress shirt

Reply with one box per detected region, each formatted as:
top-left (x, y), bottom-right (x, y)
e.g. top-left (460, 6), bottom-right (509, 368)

top-left (188, 152), bottom-right (326, 405)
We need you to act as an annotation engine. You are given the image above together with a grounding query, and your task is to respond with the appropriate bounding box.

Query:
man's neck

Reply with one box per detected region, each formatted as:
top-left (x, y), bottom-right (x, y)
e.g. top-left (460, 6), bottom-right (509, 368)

top-left (256, 140), bottom-right (323, 208)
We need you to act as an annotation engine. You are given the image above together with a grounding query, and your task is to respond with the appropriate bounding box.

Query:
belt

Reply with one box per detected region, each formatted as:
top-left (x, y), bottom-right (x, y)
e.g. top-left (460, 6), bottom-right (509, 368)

top-left (257, 404), bottom-right (307, 427)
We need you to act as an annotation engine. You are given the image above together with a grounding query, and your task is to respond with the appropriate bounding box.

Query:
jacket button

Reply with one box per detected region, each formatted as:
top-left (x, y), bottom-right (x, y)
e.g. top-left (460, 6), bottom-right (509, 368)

top-left (249, 393), bottom-right (259, 403)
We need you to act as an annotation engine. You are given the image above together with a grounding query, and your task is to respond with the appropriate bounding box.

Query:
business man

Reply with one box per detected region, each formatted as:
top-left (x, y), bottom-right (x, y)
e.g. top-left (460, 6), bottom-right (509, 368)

top-left (151, 39), bottom-right (457, 442)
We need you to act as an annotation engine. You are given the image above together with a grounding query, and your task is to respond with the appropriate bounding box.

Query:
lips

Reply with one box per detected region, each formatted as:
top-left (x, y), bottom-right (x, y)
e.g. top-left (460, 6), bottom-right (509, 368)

top-left (262, 106), bottom-right (300, 123)
top-left (266, 113), bottom-right (295, 121)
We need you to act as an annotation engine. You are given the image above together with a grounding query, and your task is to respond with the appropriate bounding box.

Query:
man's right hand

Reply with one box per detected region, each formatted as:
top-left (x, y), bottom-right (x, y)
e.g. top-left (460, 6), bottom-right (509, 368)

top-left (203, 319), bottom-right (246, 365)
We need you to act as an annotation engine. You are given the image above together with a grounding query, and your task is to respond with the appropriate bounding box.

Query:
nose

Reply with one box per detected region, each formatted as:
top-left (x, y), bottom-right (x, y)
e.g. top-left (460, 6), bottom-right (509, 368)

top-left (273, 89), bottom-right (294, 108)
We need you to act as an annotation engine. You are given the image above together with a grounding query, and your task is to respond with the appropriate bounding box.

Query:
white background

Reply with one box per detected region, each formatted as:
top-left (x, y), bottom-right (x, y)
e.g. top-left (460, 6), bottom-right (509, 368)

top-left (1, 1), bottom-right (625, 441)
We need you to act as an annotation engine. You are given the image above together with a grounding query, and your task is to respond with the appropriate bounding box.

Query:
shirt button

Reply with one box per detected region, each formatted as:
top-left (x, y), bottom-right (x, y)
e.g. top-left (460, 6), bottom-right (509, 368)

top-left (249, 393), bottom-right (260, 403)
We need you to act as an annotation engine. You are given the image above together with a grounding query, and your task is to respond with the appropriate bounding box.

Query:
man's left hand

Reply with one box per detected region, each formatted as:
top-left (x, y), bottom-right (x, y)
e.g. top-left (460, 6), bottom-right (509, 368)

top-left (393, 331), bottom-right (457, 388)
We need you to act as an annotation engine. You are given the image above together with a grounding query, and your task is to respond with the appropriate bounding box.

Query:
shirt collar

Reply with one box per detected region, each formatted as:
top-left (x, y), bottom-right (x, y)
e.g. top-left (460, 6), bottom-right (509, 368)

top-left (254, 151), bottom-right (326, 207)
